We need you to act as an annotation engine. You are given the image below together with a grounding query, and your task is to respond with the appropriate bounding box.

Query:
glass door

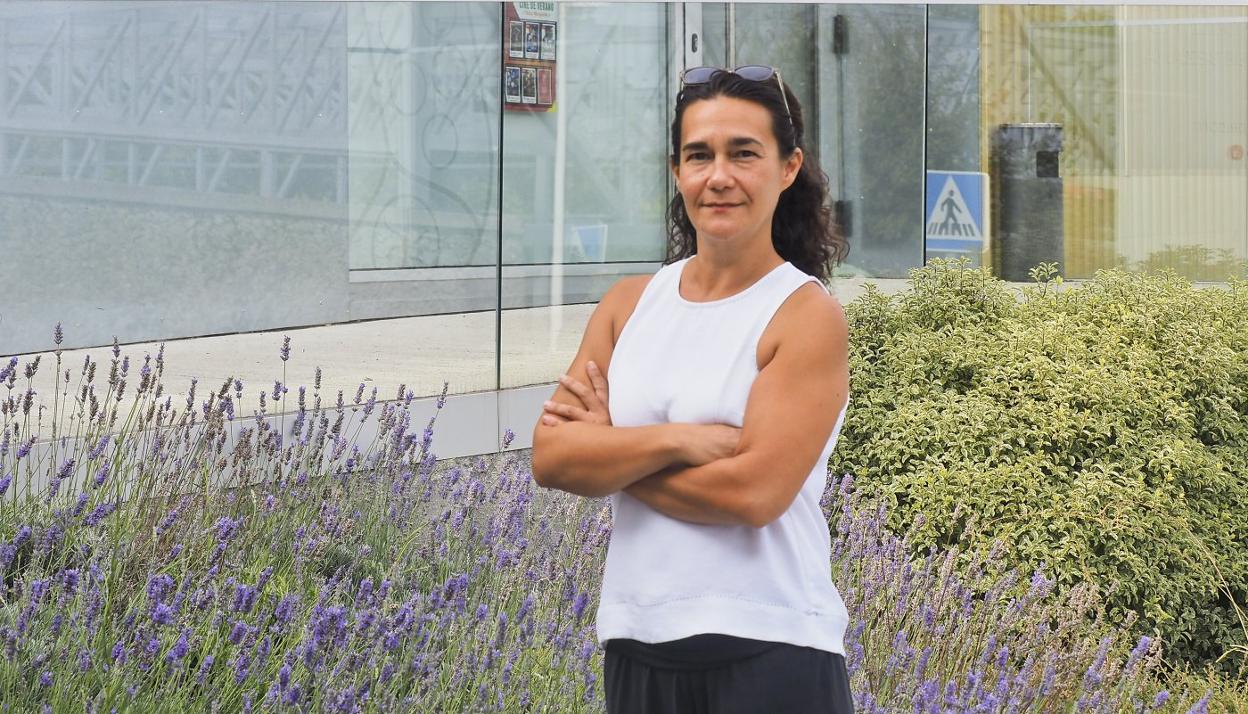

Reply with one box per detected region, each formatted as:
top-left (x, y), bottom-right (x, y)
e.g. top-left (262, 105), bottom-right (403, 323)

top-left (698, 4), bottom-right (928, 279)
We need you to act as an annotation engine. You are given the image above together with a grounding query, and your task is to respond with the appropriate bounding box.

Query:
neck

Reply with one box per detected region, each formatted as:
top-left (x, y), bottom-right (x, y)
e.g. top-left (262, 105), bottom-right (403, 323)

top-left (683, 239), bottom-right (784, 301)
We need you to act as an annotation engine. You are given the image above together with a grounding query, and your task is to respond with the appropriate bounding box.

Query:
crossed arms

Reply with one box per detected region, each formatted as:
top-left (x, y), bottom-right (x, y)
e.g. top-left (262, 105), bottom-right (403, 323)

top-left (529, 279), bottom-right (849, 529)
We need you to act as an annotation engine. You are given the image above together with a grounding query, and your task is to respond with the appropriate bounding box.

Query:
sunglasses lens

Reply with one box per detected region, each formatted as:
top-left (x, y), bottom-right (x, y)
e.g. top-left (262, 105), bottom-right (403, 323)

top-left (733, 65), bottom-right (776, 82)
top-left (682, 67), bottom-right (720, 85)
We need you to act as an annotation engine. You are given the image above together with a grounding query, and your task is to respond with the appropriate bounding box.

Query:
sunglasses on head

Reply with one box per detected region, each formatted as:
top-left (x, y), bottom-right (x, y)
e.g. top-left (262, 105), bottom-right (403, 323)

top-left (679, 65), bottom-right (794, 132)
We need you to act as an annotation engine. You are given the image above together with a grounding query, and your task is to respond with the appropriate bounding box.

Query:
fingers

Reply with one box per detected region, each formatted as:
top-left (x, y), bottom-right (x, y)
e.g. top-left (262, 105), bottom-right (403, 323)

top-left (543, 400), bottom-right (585, 421)
top-left (558, 372), bottom-right (601, 408)
top-left (587, 361), bottom-right (609, 402)
top-left (540, 413), bottom-right (566, 426)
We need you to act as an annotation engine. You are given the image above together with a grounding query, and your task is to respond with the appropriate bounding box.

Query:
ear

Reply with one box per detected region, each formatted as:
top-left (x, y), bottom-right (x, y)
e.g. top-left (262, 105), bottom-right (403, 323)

top-left (781, 148), bottom-right (804, 191)
top-left (669, 155), bottom-right (681, 183)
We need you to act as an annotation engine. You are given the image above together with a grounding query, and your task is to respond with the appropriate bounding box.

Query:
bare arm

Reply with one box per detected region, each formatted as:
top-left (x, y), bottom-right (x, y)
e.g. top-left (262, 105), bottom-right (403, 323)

top-left (623, 458), bottom-right (755, 527)
top-left (531, 277), bottom-right (690, 497)
top-left (533, 421), bottom-right (687, 498)
top-left (626, 285), bottom-right (850, 529)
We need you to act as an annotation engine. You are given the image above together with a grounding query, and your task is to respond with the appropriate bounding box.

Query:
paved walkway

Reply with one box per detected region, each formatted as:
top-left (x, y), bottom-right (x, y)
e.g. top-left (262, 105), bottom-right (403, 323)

top-left (7, 277), bottom-right (922, 418)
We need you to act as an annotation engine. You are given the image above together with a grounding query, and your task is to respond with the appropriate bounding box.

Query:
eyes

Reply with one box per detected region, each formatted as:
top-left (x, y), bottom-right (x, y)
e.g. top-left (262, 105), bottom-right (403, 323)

top-left (683, 149), bottom-right (760, 162)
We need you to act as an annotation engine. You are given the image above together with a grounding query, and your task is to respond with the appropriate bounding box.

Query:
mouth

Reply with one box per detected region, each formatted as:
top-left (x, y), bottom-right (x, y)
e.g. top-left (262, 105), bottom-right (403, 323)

top-left (703, 203), bottom-right (740, 209)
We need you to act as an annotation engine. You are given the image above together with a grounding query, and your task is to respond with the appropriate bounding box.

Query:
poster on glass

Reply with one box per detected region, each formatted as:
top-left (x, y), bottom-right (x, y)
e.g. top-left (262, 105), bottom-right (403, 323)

top-left (537, 68), bottom-right (552, 105)
top-left (508, 22), bottom-right (523, 59)
top-left (505, 66), bottom-right (522, 104)
top-left (540, 23), bottom-right (556, 60)
top-left (521, 67), bottom-right (537, 105)
top-left (502, 2), bottom-right (556, 113)
top-left (524, 22), bottom-right (540, 60)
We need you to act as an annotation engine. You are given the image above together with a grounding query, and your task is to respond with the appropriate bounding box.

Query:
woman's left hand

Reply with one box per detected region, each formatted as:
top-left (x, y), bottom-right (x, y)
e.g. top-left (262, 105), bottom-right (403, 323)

top-left (541, 361), bottom-right (612, 427)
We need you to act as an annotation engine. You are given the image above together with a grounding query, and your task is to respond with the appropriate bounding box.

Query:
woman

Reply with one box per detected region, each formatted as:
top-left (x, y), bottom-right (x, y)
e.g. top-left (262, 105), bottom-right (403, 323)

top-left (531, 65), bottom-right (853, 713)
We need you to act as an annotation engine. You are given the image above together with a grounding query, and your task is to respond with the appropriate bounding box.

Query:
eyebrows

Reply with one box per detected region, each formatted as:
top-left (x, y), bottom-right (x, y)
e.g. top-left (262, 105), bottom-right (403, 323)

top-left (680, 136), bottom-right (764, 154)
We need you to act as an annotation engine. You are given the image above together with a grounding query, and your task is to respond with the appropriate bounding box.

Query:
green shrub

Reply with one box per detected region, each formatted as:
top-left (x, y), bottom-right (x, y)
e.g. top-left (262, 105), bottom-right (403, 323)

top-left (830, 258), bottom-right (1248, 675)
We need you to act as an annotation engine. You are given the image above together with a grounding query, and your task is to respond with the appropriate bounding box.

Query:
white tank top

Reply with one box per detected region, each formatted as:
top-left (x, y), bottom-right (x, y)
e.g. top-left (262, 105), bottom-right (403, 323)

top-left (596, 255), bottom-right (851, 655)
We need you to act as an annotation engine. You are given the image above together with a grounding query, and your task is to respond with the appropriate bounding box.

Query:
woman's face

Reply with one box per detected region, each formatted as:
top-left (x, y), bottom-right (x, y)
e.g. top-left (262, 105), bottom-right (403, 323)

top-left (672, 95), bottom-right (803, 247)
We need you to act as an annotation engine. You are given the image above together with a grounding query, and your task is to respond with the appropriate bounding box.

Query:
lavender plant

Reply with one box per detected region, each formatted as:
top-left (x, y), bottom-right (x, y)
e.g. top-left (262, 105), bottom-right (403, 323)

top-left (1, 330), bottom-right (607, 711)
top-left (0, 328), bottom-right (1215, 711)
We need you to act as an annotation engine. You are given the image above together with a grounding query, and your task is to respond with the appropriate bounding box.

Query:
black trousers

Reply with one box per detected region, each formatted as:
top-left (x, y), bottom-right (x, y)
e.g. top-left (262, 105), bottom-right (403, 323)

top-left (604, 635), bottom-right (854, 714)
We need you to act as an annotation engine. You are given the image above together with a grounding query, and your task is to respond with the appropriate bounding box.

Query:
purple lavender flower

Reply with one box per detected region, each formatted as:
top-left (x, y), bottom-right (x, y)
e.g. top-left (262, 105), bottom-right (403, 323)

top-left (167, 628), bottom-right (190, 662)
top-left (1126, 635), bottom-right (1151, 670)
top-left (517, 595), bottom-right (533, 624)
top-left (72, 492), bottom-right (90, 517)
top-left (92, 463), bottom-right (110, 488)
top-left (232, 584), bottom-right (258, 614)
top-left (503, 427), bottom-right (515, 449)
top-left (111, 640), bottom-right (127, 665)
top-left (39, 670), bottom-right (52, 687)
top-left (152, 603), bottom-right (175, 626)
top-left (147, 574), bottom-right (176, 604)
top-left (234, 652), bottom-right (251, 685)
top-left (355, 578), bottom-right (374, 608)
top-left (213, 516), bottom-right (242, 544)
top-left (272, 594), bottom-right (300, 632)
top-left (0, 356), bottom-right (17, 383)
top-left (53, 323), bottom-right (63, 345)
top-left (84, 501), bottom-right (117, 526)
top-left (571, 592), bottom-right (589, 621)
top-left (87, 435), bottom-right (111, 460)
top-left (1083, 637), bottom-right (1111, 689)
top-left (62, 569), bottom-right (80, 597)
top-left (1186, 694), bottom-right (1210, 714)
top-left (229, 620), bottom-right (249, 645)
top-left (77, 648), bottom-right (92, 673)
top-left (0, 474), bottom-right (10, 497)
top-left (257, 566), bottom-right (273, 591)
top-left (196, 654), bottom-right (215, 684)
top-left (29, 578), bottom-right (50, 603)
top-left (155, 503), bottom-right (183, 536)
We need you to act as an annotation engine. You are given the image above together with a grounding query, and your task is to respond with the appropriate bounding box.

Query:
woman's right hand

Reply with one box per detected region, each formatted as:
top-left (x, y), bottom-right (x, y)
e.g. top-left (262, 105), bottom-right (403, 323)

top-left (676, 423), bottom-right (743, 467)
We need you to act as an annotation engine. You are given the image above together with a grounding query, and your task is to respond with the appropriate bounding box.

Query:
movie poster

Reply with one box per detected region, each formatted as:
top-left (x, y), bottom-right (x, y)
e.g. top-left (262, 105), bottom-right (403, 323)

top-left (521, 67), bottom-right (537, 105)
top-left (508, 22), bottom-right (523, 59)
top-left (540, 24), bottom-right (556, 60)
top-left (537, 68), bottom-right (552, 105)
top-left (503, 3), bottom-right (556, 113)
top-left (505, 66), bottom-right (521, 103)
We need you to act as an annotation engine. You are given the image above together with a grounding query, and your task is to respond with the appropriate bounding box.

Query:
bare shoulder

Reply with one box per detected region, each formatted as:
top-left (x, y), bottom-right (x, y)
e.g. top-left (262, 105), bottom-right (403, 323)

top-left (605, 274), bottom-right (655, 343)
top-left (758, 281), bottom-right (847, 369)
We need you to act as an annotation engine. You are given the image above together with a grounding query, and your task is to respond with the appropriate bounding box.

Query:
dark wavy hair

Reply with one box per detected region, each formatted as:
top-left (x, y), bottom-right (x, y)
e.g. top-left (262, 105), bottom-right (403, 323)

top-left (664, 70), bottom-right (849, 282)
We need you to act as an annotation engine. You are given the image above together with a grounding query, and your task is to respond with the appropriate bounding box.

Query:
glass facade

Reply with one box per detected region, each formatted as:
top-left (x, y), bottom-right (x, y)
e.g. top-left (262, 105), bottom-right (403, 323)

top-left (2, 2), bottom-right (1245, 426)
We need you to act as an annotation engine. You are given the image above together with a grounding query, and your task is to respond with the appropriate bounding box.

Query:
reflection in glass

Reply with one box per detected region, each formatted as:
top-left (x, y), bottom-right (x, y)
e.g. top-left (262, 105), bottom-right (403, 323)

top-left (500, 3), bottom-right (669, 390)
top-left (2, 2), bottom-right (350, 354)
top-left (348, 2), bottom-right (500, 270)
top-left (981, 6), bottom-right (1247, 281)
top-left (819, 5), bottom-right (927, 279)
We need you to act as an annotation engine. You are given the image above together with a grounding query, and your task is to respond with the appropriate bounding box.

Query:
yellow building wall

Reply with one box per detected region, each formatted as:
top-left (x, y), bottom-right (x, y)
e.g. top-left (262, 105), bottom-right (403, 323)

top-left (979, 5), bottom-right (1247, 281)
top-left (1116, 6), bottom-right (1247, 281)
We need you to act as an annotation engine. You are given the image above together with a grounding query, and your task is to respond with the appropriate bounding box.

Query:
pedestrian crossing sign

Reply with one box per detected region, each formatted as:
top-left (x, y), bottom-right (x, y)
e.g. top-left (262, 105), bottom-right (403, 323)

top-left (925, 171), bottom-right (989, 255)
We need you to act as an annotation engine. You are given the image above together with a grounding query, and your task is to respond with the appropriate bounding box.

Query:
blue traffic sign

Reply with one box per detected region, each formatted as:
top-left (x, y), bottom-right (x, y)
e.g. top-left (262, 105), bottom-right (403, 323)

top-left (925, 171), bottom-right (989, 255)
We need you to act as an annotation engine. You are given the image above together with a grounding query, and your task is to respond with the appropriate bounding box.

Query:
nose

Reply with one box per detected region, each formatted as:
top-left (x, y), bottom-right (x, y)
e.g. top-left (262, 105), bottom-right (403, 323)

top-left (706, 155), bottom-right (734, 191)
